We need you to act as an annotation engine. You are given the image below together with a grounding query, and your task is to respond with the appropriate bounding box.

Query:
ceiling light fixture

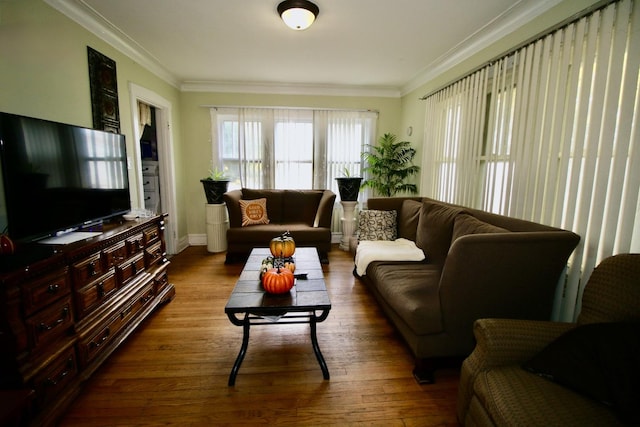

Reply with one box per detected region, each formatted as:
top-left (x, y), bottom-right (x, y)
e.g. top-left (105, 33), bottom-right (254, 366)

top-left (277, 0), bottom-right (319, 31)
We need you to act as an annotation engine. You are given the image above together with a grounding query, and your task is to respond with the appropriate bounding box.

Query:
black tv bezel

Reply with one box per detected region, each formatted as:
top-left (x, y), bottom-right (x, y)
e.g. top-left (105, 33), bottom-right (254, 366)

top-left (0, 112), bottom-right (132, 243)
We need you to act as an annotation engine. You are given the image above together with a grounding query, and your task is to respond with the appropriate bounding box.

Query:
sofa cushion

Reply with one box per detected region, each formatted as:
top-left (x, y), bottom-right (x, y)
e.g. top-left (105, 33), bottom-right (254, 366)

top-left (239, 198), bottom-right (270, 227)
top-left (366, 262), bottom-right (443, 335)
top-left (357, 209), bottom-right (397, 241)
top-left (474, 366), bottom-right (621, 426)
top-left (522, 322), bottom-right (640, 423)
top-left (242, 188), bottom-right (284, 223)
top-left (452, 213), bottom-right (509, 241)
top-left (398, 199), bottom-right (422, 241)
top-left (415, 201), bottom-right (465, 266)
top-left (282, 190), bottom-right (323, 226)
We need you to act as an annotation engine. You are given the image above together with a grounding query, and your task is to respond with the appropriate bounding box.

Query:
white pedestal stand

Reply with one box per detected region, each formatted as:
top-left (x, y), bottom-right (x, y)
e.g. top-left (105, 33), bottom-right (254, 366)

top-left (340, 201), bottom-right (358, 251)
top-left (206, 203), bottom-right (229, 253)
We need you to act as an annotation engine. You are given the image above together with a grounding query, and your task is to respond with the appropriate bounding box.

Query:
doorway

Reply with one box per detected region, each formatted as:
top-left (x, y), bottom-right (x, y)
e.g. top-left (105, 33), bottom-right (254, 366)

top-left (128, 83), bottom-right (178, 255)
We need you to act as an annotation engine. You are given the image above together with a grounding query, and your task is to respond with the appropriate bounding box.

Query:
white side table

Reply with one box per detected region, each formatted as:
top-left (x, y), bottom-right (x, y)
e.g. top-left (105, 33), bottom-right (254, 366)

top-left (206, 203), bottom-right (229, 253)
top-left (340, 201), bottom-right (358, 251)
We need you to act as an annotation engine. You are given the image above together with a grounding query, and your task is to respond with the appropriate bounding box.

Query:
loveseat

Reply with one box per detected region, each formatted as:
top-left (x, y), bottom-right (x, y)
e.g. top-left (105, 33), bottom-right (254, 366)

top-left (223, 188), bottom-right (336, 263)
top-left (354, 197), bottom-right (580, 382)
top-left (457, 253), bottom-right (640, 426)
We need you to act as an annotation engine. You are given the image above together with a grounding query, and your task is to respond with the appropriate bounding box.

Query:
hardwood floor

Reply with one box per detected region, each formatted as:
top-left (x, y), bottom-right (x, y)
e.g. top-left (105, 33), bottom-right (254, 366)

top-left (59, 245), bottom-right (461, 426)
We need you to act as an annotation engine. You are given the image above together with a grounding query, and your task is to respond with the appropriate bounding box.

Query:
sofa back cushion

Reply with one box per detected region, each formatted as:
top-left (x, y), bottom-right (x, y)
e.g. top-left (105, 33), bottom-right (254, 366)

top-left (452, 213), bottom-right (509, 241)
top-left (398, 199), bottom-right (422, 241)
top-left (282, 190), bottom-right (323, 226)
top-left (415, 200), bottom-right (465, 266)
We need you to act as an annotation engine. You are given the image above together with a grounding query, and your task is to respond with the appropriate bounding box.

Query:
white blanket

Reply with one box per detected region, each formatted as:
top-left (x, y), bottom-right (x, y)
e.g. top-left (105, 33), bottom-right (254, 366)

top-left (355, 238), bottom-right (426, 276)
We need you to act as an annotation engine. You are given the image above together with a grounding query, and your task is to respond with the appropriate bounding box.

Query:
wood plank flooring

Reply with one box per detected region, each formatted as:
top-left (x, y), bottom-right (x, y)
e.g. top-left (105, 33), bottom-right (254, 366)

top-left (58, 245), bottom-right (461, 426)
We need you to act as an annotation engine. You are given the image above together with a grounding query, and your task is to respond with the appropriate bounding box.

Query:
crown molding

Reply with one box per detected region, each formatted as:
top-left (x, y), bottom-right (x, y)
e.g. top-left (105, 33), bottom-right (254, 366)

top-left (44, 0), bottom-right (181, 88)
top-left (181, 81), bottom-right (401, 98)
top-left (401, 0), bottom-right (563, 96)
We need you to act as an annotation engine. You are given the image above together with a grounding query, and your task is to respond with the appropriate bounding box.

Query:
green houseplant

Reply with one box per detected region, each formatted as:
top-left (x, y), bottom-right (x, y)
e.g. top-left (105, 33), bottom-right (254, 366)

top-left (361, 133), bottom-right (420, 197)
top-left (200, 167), bottom-right (229, 204)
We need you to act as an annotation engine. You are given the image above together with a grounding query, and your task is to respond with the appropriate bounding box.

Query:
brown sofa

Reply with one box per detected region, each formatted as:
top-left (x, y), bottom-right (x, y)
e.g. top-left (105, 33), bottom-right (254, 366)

top-left (355, 197), bottom-right (580, 382)
top-left (223, 188), bottom-right (336, 263)
top-left (457, 253), bottom-right (640, 426)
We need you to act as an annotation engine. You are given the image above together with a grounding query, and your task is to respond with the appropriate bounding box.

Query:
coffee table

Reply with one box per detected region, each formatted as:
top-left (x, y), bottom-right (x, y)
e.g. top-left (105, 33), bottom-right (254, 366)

top-left (225, 247), bottom-right (331, 386)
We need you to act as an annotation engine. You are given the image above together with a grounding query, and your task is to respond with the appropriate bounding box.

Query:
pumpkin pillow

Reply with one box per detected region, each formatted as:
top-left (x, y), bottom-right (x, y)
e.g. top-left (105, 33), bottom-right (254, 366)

top-left (239, 198), bottom-right (270, 227)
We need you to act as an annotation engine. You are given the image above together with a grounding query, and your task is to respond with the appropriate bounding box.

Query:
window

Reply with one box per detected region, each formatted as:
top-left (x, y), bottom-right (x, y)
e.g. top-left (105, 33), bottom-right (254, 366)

top-left (211, 107), bottom-right (377, 197)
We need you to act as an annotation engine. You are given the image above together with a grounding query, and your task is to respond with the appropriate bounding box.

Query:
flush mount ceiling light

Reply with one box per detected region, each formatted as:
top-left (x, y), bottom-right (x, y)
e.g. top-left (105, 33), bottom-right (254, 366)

top-left (277, 0), bottom-right (319, 31)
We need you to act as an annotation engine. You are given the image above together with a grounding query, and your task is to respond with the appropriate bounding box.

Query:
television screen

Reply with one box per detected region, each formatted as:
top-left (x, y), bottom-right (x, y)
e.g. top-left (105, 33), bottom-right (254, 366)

top-left (0, 112), bottom-right (131, 242)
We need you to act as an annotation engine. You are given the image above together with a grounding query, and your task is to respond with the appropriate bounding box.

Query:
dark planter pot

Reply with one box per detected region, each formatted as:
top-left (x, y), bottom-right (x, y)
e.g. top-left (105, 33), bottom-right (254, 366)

top-left (200, 179), bottom-right (229, 204)
top-left (335, 177), bottom-right (362, 201)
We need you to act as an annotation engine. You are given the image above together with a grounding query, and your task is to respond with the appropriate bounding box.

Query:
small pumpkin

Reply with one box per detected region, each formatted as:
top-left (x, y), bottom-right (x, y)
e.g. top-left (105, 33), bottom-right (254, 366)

top-left (261, 267), bottom-right (295, 294)
top-left (0, 234), bottom-right (15, 255)
top-left (283, 260), bottom-right (296, 274)
top-left (269, 231), bottom-right (296, 258)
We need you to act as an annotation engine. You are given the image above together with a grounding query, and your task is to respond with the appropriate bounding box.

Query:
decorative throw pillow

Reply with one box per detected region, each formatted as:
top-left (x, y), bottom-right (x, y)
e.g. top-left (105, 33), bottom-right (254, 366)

top-left (357, 209), bottom-right (397, 241)
top-left (239, 198), bottom-right (270, 227)
top-left (522, 322), bottom-right (640, 423)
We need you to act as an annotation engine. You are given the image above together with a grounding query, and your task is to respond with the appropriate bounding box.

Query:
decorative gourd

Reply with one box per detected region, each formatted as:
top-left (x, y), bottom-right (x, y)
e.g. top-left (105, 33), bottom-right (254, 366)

top-left (283, 260), bottom-right (296, 274)
top-left (261, 268), bottom-right (295, 294)
top-left (269, 231), bottom-right (296, 258)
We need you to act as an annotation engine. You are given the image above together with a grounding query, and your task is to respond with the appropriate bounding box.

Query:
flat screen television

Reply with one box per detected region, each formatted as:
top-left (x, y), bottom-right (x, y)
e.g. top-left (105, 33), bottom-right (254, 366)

top-left (0, 112), bottom-right (131, 243)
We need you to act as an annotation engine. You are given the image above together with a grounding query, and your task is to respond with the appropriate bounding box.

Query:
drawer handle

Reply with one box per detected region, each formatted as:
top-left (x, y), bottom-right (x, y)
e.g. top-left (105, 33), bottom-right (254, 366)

top-left (120, 305), bottom-right (134, 319)
top-left (47, 284), bottom-right (60, 294)
top-left (140, 293), bottom-right (154, 304)
top-left (88, 260), bottom-right (97, 276)
top-left (97, 282), bottom-right (105, 298)
top-left (39, 307), bottom-right (69, 331)
top-left (89, 327), bottom-right (110, 348)
top-left (45, 357), bottom-right (74, 387)
top-left (131, 262), bottom-right (137, 275)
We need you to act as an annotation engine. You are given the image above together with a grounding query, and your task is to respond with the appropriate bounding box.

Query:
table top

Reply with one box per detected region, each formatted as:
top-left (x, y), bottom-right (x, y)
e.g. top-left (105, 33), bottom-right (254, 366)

top-left (225, 247), bottom-right (331, 314)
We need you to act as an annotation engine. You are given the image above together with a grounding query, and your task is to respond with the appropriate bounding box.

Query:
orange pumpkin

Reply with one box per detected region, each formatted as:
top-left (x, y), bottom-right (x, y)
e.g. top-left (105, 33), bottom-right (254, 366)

top-left (261, 268), bottom-right (295, 294)
top-left (269, 231), bottom-right (296, 258)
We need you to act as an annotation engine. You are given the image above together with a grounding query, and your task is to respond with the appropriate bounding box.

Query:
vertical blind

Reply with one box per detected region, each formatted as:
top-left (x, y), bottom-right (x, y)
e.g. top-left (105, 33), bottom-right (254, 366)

top-left (422, 0), bottom-right (640, 321)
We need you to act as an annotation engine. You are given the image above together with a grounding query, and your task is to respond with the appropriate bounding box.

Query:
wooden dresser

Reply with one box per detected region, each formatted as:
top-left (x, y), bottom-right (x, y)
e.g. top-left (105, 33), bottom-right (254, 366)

top-left (0, 214), bottom-right (175, 426)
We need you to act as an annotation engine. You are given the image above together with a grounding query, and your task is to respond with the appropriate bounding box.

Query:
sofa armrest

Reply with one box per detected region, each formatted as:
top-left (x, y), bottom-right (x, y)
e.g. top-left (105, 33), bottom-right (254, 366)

top-left (314, 190), bottom-right (336, 228)
top-left (223, 189), bottom-right (243, 228)
top-left (456, 318), bottom-right (575, 423)
top-left (439, 231), bottom-right (579, 335)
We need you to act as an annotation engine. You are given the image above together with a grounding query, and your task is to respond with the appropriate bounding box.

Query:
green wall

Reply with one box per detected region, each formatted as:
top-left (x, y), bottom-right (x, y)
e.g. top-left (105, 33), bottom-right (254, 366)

top-left (180, 91), bottom-right (401, 236)
top-left (0, 0), bottom-right (186, 241)
top-left (1, 0), bottom-right (603, 246)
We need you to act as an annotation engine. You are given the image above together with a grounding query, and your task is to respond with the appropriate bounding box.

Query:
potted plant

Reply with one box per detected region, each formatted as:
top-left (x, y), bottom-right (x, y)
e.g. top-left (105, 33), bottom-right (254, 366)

top-left (361, 133), bottom-right (420, 197)
top-left (335, 167), bottom-right (362, 201)
top-left (200, 167), bottom-right (230, 204)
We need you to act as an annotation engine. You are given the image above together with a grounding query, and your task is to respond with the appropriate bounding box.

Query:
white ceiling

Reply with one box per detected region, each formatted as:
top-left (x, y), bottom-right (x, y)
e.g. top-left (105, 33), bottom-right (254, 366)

top-left (47, 0), bottom-right (562, 96)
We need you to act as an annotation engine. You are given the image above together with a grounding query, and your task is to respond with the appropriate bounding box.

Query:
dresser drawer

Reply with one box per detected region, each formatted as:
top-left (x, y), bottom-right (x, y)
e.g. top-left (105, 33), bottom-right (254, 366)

top-left (26, 298), bottom-right (73, 349)
top-left (71, 253), bottom-right (105, 288)
top-left (78, 282), bottom-right (155, 367)
top-left (103, 241), bottom-right (127, 269)
top-left (154, 269), bottom-right (170, 294)
top-left (126, 233), bottom-right (145, 257)
top-left (33, 346), bottom-right (78, 409)
top-left (145, 241), bottom-right (164, 268)
top-left (142, 176), bottom-right (159, 191)
top-left (117, 252), bottom-right (145, 286)
top-left (75, 269), bottom-right (118, 319)
top-left (142, 224), bottom-right (160, 245)
top-left (22, 268), bottom-right (71, 317)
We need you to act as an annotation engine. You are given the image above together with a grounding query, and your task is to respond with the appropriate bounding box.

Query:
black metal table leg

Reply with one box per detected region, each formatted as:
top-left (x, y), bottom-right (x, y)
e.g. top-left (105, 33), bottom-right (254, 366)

top-left (310, 313), bottom-right (330, 380)
top-left (228, 313), bottom-right (250, 386)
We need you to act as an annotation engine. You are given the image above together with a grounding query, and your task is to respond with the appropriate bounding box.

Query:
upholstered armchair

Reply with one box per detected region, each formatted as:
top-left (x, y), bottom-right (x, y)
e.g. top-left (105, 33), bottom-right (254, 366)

top-left (457, 253), bottom-right (640, 426)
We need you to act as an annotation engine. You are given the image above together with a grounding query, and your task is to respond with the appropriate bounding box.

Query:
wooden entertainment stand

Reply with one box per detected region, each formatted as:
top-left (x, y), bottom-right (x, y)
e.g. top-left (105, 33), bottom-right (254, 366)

top-left (0, 214), bottom-right (175, 426)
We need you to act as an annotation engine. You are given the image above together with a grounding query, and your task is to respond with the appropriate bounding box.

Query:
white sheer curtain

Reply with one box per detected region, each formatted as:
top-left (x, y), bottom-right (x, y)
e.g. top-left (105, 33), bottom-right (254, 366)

top-left (422, 0), bottom-right (640, 321)
top-left (210, 107), bottom-right (378, 231)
